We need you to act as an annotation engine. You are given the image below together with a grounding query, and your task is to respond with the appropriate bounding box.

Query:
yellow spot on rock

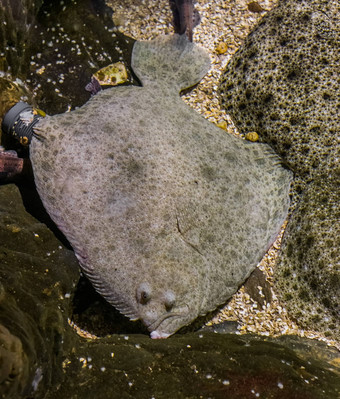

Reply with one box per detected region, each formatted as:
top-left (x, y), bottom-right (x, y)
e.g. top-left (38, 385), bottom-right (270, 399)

top-left (93, 62), bottom-right (128, 86)
top-left (245, 131), bottom-right (259, 142)
top-left (6, 224), bottom-right (21, 233)
top-left (42, 288), bottom-right (52, 296)
top-left (62, 358), bottom-right (71, 369)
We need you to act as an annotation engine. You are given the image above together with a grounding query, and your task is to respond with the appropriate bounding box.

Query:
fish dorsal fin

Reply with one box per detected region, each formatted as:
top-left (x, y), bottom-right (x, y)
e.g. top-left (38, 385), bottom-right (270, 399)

top-left (131, 34), bottom-right (211, 92)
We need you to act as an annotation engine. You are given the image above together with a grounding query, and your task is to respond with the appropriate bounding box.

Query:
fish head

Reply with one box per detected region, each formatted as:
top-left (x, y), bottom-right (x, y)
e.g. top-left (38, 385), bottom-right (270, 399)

top-left (133, 251), bottom-right (204, 339)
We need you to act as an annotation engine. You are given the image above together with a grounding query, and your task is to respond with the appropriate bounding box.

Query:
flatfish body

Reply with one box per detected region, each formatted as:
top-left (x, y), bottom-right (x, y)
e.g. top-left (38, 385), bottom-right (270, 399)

top-left (30, 35), bottom-right (292, 338)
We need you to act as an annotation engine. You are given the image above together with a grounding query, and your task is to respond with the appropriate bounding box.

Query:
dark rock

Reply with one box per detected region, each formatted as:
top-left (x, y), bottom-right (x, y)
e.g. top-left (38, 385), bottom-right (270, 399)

top-left (0, 184), bottom-right (80, 397)
top-left (199, 320), bottom-right (239, 334)
top-left (0, 0), bottom-right (135, 118)
top-left (0, 323), bottom-right (29, 399)
top-left (46, 333), bottom-right (340, 399)
top-left (219, 0), bottom-right (340, 342)
top-left (244, 267), bottom-right (272, 307)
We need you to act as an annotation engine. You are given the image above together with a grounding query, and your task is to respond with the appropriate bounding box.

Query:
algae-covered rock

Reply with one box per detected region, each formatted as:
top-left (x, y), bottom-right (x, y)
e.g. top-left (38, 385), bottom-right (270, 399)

top-left (43, 333), bottom-right (340, 399)
top-left (0, 323), bottom-right (29, 399)
top-left (219, 0), bottom-right (340, 341)
top-left (0, 184), bottom-right (80, 397)
top-left (0, 0), bottom-right (135, 117)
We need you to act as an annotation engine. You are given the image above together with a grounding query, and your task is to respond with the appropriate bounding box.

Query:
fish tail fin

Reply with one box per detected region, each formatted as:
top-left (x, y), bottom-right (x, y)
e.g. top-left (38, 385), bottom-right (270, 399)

top-left (131, 34), bottom-right (210, 92)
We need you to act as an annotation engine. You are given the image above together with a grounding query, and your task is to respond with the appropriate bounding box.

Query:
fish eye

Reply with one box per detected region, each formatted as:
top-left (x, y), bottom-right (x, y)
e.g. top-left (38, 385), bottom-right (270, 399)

top-left (136, 283), bottom-right (152, 305)
top-left (164, 291), bottom-right (176, 312)
top-left (140, 290), bottom-right (151, 305)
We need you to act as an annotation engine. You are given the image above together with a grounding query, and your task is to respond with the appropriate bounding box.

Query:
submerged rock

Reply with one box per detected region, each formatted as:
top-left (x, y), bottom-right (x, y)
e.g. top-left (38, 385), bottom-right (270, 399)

top-left (219, 0), bottom-right (339, 341)
top-left (45, 333), bottom-right (340, 399)
top-left (0, 184), bottom-right (80, 397)
top-left (0, 0), bottom-right (135, 117)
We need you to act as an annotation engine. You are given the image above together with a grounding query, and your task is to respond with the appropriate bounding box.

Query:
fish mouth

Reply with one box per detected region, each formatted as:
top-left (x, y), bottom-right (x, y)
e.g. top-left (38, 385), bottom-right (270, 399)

top-left (146, 304), bottom-right (190, 338)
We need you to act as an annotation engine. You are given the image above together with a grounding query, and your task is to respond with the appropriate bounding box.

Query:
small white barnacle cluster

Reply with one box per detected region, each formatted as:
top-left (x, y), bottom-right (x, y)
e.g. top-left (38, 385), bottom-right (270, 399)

top-left (29, 7), bottom-right (126, 98)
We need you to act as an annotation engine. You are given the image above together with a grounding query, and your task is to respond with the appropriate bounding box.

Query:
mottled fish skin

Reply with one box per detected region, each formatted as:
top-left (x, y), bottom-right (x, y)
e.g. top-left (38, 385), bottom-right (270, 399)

top-left (30, 35), bottom-right (292, 338)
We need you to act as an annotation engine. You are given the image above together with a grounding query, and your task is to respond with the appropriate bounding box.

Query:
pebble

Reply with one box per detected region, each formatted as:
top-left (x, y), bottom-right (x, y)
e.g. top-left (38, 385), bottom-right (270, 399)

top-left (215, 42), bottom-right (228, 54)
top-left (245, 131), bottom-right (259, 142)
